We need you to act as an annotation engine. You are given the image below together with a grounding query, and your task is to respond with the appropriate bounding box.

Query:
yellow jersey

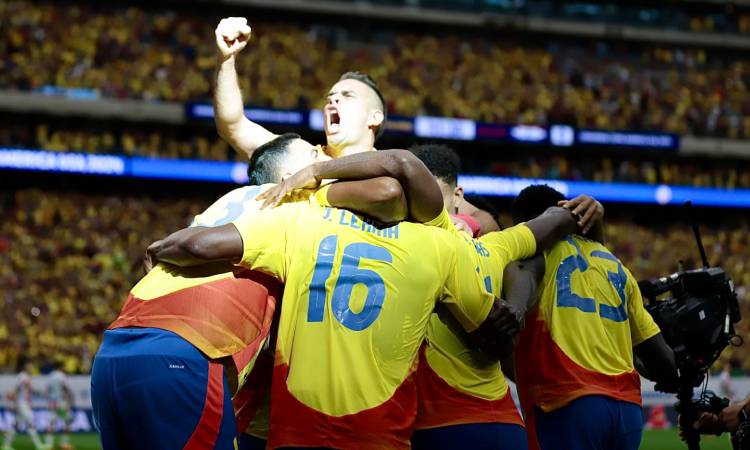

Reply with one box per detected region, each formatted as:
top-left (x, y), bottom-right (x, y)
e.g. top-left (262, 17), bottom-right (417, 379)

top-left (230, 205), bottom-right (494, 449)
top-left (514, 235), bottom-right (660, 417)
top-left (415, 223), bottom-right (537, 429)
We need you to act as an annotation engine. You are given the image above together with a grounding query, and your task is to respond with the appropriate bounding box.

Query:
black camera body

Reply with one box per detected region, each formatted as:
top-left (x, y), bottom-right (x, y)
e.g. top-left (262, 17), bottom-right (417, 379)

top-left (640, 267), bottom-right (741, 386)
top-left (639, 266), bottom-right (740, 450)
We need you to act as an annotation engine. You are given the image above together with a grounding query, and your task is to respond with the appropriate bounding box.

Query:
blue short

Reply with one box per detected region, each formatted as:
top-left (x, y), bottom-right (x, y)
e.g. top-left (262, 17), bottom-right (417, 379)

top-left (534, 395), bottom-right (643, 450)
top-left (238, 433), bottom-right (266, 450)
top-left (91, 328), bottom-right (237, 450)
top-left (412, 423), bottom-right (528, 450)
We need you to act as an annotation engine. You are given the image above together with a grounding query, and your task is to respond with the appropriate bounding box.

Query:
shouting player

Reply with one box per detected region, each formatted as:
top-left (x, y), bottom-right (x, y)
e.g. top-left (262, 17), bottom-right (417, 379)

top-left (91, 136), bottom-right (413, 450)
top-left (149, 148), bottom-right (588, 449)
top-left (510, 185), bottom-right (679, 450)
top-left (213, 17), bottom-right (498, 233)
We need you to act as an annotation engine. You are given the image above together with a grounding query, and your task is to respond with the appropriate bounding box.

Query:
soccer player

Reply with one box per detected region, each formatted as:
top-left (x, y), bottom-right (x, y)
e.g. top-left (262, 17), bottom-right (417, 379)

top-left (45, 367), bottom-right (74, 450)
top-left (149, 148), bottom-right (585, 449)
top-left (214, 17), bottom-right (385, 159)
top-left (405, 144), bottom-right (604, 450)
top-left (510, 185), bottom-right (678, 450)
top-left (90, 137), bottom-right (411, 450)
top-left (213, 18), bottom-right (499, 233)
top-left (3, 368), bottom-right (48, 450)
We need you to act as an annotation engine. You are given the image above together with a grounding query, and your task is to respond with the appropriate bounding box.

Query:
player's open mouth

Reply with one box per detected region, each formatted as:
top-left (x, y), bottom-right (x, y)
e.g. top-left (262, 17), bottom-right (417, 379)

top-left (326, 107), bottom-right (341, 134)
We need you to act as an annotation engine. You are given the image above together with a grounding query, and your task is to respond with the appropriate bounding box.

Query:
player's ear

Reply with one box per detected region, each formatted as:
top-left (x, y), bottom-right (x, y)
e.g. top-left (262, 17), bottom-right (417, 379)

top-left (367, 109), bottom-right (384, 130)
top-left (453, 186), bottom-right (464, 202)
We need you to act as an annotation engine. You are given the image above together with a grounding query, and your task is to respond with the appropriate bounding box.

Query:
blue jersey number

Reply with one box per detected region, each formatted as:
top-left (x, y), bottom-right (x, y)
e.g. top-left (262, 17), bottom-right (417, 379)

top-left (555, 236), bottom-right (628, 323)
top-left (308, 235), bottom-right (393, 331)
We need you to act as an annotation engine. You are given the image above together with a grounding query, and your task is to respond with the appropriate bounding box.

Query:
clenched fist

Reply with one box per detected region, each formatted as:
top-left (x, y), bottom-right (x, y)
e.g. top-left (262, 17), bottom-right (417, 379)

top-left (215, 17), bottom-right (252, 60)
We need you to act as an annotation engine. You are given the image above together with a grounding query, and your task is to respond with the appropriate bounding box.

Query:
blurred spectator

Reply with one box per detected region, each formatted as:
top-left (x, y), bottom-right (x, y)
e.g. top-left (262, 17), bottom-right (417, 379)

top-left (1, 2), bottom-right (750, 139)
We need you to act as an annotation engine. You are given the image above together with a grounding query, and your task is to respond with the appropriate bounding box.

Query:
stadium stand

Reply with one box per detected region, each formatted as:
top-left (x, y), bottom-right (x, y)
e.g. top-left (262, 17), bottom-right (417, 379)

top-left (2, 1), bottom-right (750, 138)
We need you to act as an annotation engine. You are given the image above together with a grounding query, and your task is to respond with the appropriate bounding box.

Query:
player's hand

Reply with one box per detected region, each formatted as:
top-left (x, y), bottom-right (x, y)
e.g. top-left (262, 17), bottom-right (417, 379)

top-left (215, 17), bottom-right (252, 60)
top-left (144, 240), bottom-right (162, 273)
top-left (256, 165), bottom-right (321, 209)
top-left (557, 195), bottom-right (603, 234)
top-left (691, 412), bottom-right (725, 435)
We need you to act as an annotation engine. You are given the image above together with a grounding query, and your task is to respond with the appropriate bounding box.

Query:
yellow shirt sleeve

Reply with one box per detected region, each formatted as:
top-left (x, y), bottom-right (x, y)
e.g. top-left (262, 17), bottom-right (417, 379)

top-left (424, 208), bottom-right (457, 232)
top-left (313, 183), bottom-right (333, 207)
top-left (479, 224), bottom-right (537, 263)
top-left (439, 235), bottom-right (494, 332)
top-left (625, 268), bottom-right (661, 345)
top-left (230, 203), bottom-right (297, 282)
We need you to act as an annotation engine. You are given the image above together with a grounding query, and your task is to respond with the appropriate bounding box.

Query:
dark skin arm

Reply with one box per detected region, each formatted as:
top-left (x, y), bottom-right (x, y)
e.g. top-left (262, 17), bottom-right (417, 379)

top-left (633, 333), bottom-right (679, 392)
top-left (257, 149), bottom-right (442, 223)
top-left (499, 256), bottom-right (546, 381)
top-left (147, 223), bottom-right (243, 267)
top-left (470, 256), bottom-right (546, 362)
top-left (326, 177), bottom-right (407, 225)
top-left (524, 206), bottom-right (580, 252)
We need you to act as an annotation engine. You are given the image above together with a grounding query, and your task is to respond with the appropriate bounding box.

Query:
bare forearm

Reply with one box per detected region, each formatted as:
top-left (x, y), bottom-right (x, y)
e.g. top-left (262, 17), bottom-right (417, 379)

top-left (214, 57), bottom-right (246, 131)
top-left (327, 178), bottom-right (408, 225)
top-left (311, 150), bottom-right (442, 222)
top-left (634, 333), bottom-right (679, 391)
top-left (526, 206), bottom-right (579, 252)
top-left (502, 256), bottom-right (545, 317)
top-left (149, 224), bottom-right (243, 267)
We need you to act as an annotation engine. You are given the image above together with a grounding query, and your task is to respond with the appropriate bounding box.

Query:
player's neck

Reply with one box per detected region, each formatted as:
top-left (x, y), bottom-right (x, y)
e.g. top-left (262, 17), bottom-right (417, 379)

top-left (331, 142), bottom-right (375, 158)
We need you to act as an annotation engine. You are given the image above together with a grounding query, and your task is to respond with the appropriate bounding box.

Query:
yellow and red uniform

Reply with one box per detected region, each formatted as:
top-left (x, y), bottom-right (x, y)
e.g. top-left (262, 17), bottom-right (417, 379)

top-left (415, 224), bottom-right (537, 430)
top-left (230, 205), bottom-right (494, 449)
top-left (513, 235), bottom-right (660, 447)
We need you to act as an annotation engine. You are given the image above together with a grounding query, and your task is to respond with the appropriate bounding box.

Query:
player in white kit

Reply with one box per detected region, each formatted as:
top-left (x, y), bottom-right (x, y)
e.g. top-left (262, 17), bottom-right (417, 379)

top-left (45, 369), bottom-right (74, 450)
top-left (2, 370), bottom-right (48, 450)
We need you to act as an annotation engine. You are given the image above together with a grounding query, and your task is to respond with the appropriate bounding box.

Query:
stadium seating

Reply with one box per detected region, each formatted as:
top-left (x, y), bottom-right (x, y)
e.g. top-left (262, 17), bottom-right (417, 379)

top-left (1, 188), bottom-right (748, 374)
top-left (2, 1), bottom-right (750, 139)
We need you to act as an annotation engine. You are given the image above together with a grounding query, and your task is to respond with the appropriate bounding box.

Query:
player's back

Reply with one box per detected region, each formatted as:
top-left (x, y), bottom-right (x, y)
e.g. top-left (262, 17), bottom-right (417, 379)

top-left (230, 203), bottom-right (489, 449)
top-left (109, 185), bottom-right (290, 382)
top-left (514, 235), bottom-right (659, 414)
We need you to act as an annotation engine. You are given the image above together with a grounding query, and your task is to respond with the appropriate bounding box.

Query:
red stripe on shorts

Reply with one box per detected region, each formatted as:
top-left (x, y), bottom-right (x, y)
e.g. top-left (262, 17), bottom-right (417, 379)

top-left (184, 361), bottom-right (225, 450)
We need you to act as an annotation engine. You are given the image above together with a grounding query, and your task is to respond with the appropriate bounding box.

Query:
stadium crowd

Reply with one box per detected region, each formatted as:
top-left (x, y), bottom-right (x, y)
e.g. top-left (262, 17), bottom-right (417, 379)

top-left (4, 120), bottom-right (750, 189)
top-left (2, 1), bottom-right (750, 139)
top-left (1, 188), bottom-right (748, 375)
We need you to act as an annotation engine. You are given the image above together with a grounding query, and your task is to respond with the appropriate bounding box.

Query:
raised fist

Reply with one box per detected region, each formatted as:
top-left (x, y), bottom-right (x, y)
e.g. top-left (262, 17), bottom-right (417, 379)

top-left (215, 17), bottom-right (252, 60)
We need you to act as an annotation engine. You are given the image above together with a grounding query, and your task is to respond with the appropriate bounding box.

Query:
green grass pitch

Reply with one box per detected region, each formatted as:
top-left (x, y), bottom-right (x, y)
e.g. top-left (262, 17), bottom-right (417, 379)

top-left (2, 429), bottom-right (738, 449)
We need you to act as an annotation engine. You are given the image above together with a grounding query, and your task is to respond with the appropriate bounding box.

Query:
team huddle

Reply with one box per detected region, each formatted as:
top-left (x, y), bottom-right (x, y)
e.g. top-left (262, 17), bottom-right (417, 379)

top-left (89, 17), bottom-right (680, 450)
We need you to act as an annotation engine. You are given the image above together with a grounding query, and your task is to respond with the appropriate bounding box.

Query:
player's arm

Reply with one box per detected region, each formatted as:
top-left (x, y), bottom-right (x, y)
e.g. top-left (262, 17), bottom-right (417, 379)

top-left (214, 17), bottom-right (278, 158)
top-left (626, 270), bottom-right (679, 391)
top-left (324, 177), bottom-right (407, 225)
top-left (470, 256), bottom-right (546, 361)
top-left (525, 206), bottom-right (581, 251)
top-left (259, 149), bottom-right (442, 223)
top-left (147, 224), bottom-right (243, 267)
top-left (633, 334), bottom-right (678, 392)
top-left (150, 205), bottom-right (291, 279)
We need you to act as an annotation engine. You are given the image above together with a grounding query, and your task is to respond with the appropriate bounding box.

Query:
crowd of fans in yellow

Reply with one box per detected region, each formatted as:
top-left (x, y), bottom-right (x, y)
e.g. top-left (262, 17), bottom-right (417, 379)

top-left (2, 1), bottom-right (750, 138)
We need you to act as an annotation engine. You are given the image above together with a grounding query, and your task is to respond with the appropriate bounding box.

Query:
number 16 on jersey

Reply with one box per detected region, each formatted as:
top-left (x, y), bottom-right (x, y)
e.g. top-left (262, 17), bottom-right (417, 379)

top-left (307, 235), bottom-right (393, 331)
